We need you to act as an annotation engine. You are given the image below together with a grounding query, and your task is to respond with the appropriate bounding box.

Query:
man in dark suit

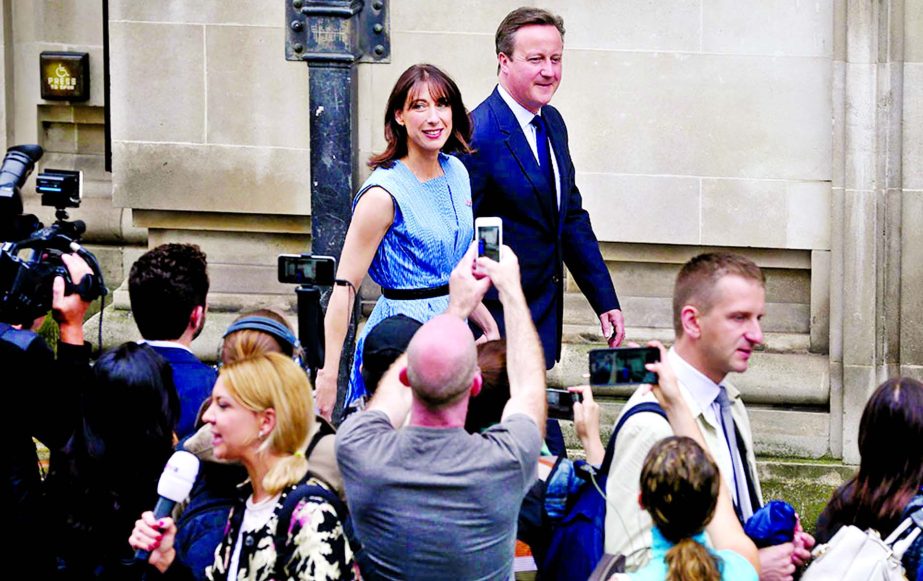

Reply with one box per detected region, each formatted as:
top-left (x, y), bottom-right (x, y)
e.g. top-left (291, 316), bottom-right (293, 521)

top-left (129, 243), bottom-right (216, 439)
top-left (462, 7), bottom-right (623, 368)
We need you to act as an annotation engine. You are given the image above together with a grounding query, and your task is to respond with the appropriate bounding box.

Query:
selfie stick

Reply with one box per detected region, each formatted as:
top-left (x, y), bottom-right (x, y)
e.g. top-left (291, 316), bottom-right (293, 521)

top-left (296, 284), bottom-right (324, 372)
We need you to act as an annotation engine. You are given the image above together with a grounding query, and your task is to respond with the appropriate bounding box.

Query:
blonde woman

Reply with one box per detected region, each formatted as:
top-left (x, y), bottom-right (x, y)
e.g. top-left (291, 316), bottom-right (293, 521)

top-left (130, 353), bottom-right (357, 580)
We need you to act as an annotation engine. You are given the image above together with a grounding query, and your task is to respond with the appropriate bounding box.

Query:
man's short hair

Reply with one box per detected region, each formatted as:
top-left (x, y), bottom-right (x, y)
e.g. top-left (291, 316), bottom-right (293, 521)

top-left (129, 243), bottom-right (209, 341)
top-left (672, 253), bottom-right (765, 336)
top-left (495, 6), bottom-right (565, 57)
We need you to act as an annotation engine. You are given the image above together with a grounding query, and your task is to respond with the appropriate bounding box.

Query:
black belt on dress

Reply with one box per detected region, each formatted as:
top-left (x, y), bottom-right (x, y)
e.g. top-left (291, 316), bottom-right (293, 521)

top-left (381, 284), bottom-right (449, 300)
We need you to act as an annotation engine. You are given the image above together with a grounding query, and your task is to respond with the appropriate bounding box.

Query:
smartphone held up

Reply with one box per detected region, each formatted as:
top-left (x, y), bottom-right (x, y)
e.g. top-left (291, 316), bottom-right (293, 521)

top-left (475, 217), bottom-right (502, 262)
top-left (589, 346), bottom-right (660, 386)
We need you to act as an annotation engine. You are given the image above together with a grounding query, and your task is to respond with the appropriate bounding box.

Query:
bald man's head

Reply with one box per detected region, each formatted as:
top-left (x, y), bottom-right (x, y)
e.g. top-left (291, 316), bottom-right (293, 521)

top-left (406, 315), bottom-right (479, 409)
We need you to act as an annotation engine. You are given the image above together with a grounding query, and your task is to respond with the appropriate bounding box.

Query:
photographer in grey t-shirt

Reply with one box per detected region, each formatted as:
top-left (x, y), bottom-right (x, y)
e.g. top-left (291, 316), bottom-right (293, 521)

top-left (336, 243), bottom-right (545, 580)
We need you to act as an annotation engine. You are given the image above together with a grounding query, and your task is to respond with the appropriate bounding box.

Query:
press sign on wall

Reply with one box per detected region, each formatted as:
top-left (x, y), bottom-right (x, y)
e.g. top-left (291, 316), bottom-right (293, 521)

top-left (40, 52), bottom-right (90, 101)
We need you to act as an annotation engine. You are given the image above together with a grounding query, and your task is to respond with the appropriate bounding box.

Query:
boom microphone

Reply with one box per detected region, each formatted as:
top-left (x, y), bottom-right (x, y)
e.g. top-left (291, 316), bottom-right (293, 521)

top-left (134, 450), bottom-right (200, 562)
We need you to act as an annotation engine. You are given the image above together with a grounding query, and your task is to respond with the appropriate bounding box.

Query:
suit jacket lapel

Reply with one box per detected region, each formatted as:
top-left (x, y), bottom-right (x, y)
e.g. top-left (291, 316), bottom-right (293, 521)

top-left (543, 106), bottom-right (567, 232)
top-left (487, 89), bottom-right (557, 227)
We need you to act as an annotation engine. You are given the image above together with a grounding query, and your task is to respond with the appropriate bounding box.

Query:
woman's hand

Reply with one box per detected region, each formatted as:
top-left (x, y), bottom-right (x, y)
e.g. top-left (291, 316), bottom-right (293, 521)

top-left (569, 384), bottom-right (604, 465)
top-left (128, 512), bottom-right (177, 573)
top-left (314, 368), bottom-right (338, 421)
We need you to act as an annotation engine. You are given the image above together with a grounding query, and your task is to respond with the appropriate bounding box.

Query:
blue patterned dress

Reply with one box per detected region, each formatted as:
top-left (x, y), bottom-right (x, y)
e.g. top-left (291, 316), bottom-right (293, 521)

top-left (345, 153), bottom-right (473, 406)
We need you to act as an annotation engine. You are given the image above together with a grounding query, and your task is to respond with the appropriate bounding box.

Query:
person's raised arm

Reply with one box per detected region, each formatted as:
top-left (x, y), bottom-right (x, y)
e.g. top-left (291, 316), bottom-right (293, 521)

top-left (314, 187), bottom-right (394, 420)
top-left (643, 341), bottom-right (760, 574)
top-left (366, 353), bottom-right (412, 428)
top-left (446, 241), bottom-right (492, 319)
top-left (569, 384), bottom-right (604, 465)
top-left (478, 247), bottom-right (546, 432)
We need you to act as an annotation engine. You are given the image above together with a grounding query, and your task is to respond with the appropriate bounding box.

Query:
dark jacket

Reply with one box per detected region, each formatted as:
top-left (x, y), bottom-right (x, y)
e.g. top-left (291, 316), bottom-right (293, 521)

top-left (461, 87), bottom-right (619, 366)
top-left (148, 344), bottom-right (217, 439)
top-left (0, 325), bottom-right (91, 578)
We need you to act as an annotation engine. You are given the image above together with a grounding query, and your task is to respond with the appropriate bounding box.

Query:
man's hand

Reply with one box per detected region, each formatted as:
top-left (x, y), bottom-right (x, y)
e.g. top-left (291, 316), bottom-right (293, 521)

top-left (52, 253), bottom-right (93, 345)
top-left (758, 543), bottom-right (796, 581)
top-left (447, 241), bottom-right (492, 319)
top-left (600, 308), bottom-right (625, 347)
top-left (476, 245), bottom-right (522, 300)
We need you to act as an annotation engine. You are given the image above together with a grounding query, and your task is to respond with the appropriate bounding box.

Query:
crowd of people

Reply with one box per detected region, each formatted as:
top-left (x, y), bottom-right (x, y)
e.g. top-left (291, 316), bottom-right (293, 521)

top-left (3, 5), bottom-right (921, 581)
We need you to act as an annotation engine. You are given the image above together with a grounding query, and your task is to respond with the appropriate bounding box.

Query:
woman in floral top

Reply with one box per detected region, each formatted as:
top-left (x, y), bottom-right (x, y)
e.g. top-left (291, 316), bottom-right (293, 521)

top-left (130, 353), bottom-right (357, 580)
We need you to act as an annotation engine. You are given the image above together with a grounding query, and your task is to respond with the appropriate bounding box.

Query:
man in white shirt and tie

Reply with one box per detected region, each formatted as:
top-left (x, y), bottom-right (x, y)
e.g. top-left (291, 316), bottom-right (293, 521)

top-left (605, 253), bottom-right (814, 580)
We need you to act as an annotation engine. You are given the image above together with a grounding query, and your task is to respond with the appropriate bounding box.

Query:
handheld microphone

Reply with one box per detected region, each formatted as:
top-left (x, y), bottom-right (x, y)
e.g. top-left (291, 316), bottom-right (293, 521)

top-left (134, 450), bottom-right (200, 563)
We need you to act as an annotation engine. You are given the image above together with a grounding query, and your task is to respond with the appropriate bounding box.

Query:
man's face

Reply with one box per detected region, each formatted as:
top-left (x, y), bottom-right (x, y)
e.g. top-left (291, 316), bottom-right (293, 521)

top-left (694, 275), bottom-right (765, 384)
top-left (498, 24), bottom-right (563, 114)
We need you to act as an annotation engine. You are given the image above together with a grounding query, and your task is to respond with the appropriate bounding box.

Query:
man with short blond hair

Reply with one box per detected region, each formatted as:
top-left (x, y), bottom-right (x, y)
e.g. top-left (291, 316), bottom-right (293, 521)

top-left (606, 253), bottom-right (813, 580)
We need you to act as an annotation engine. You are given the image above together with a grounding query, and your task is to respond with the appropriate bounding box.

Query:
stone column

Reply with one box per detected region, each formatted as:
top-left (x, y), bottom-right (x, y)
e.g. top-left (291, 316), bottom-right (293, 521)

top-left (835, 0), bottom-right (907, 463)
top-left (900, 0), bottom-right (923, 381)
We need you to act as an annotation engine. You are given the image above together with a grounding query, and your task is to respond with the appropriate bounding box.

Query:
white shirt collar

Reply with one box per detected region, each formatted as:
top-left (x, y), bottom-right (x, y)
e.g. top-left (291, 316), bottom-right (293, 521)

top-left (668, 347), bottom-right (722, 423)
top-left (141, 339), bottom-right (194, 354)
top-left (497, 84), bottom-right (539, 133)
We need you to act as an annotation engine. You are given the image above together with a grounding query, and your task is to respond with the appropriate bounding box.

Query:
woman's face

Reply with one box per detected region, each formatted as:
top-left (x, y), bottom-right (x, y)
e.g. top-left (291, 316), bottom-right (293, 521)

top-left (202, 376), bottom-right (264, 461)
top-left (395, 82), bottom-right (453, 158)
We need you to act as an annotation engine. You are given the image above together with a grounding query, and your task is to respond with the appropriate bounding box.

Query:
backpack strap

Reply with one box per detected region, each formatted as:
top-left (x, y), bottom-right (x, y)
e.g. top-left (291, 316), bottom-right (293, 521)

top-left (599, 402), bottom-right (667, 476)
top-left (273, 475), bottom-right (348, 579)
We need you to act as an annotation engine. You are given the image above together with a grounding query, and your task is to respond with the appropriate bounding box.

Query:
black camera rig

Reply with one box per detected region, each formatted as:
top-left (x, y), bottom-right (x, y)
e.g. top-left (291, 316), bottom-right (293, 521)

top-left (0, 144), bottom-right (107, 327)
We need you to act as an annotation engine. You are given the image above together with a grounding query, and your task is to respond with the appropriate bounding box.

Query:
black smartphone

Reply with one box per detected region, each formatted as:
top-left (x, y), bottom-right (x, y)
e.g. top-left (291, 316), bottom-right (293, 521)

top-left (277, 254), bottom-right (336, 286)
top-left (589, 347), bottom-right (660, 386)
top-left (547, 388), bottom-right (582, 421)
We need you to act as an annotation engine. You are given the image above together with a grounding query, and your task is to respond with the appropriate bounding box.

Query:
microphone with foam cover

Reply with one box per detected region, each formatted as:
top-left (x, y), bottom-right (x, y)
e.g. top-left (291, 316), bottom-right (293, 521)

top-left (134, 450), bottom-right (200, 562)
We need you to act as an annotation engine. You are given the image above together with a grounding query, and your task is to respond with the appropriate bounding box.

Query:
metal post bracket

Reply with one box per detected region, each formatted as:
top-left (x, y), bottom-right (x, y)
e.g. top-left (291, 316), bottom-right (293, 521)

top-left (285, 0), bottom-right (390, 64)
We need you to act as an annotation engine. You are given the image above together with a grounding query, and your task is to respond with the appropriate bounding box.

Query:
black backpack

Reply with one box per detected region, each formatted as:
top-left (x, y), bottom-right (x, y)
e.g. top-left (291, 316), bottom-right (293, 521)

top-left (530, 401), bottom-right (667, 580)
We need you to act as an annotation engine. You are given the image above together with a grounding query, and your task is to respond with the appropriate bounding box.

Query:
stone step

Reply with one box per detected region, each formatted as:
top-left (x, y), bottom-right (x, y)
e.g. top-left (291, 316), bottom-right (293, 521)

top-left (564, 292), bottom-right (809, 334)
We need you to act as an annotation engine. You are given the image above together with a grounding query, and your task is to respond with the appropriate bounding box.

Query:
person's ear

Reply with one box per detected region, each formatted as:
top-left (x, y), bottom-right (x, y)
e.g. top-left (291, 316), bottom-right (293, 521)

top-left (680, 305), bottom-right (702, 339)
top-left (498, 52), bottom-right (511, 75)
top-left (394, 109), bottom-right (405, 127)
top-left (470, 370), bottom-right (483, 398)
top-left (637, 492), bottom-right (645, 510)
top-left (258, 408), bottom-right (276, 440)
top-left (190, 304), bottom-right (205, 331)
top-left (399, 367), bottom-right (411, 387)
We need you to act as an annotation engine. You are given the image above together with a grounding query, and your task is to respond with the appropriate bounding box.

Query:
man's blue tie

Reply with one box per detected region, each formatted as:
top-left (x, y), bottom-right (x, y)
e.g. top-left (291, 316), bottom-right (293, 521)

top-left (530, 115), bottom-right (556, 196)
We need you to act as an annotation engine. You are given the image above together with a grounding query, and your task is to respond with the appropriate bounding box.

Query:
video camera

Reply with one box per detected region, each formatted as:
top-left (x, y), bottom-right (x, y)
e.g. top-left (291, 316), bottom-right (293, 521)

top-left (0, 144), bottom-right (106, 326)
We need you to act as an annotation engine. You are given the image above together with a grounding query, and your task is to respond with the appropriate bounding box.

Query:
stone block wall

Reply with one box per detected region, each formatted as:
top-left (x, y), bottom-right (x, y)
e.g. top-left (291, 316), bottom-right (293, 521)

top-left (108, 0), bottom-right (312, 305)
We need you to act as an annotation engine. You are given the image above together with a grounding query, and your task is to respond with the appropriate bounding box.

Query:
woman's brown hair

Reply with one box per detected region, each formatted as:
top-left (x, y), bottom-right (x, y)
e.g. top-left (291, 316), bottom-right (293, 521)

top-left (368, 64), bottom-right (472, 169)
top-left (640, 436), bottom-right (723, 581)
top-left (823, 377), bottom-right (923, 536)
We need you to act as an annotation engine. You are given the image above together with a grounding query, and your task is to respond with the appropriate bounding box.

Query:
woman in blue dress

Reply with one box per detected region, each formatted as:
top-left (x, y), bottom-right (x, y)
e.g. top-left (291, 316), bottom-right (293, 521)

top-left (315, 64), bottom-right (498, 420)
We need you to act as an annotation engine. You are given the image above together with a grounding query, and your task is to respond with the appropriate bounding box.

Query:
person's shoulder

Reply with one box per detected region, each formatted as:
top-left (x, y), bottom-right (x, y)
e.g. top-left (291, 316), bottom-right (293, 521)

top-left (542, 103), bottom-right (564, 123)
top-left (714, 548), bottom-right (759, 580)
top-left (442, 153), bottom-right (470, 178)
top-left (336, 410), bottom-right (393, 445)
top-left (485, 414), bottom-right (543, 451)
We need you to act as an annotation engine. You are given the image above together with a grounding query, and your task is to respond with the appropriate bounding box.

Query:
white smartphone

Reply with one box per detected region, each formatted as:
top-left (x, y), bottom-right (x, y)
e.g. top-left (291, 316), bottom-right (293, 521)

top-left (475, 217), bottom-right (503, 262)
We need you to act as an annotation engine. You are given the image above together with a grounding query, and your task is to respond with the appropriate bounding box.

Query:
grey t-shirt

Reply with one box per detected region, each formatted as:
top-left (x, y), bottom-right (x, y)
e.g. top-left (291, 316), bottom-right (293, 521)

top-left (336, 411), bottom-right (542, 580)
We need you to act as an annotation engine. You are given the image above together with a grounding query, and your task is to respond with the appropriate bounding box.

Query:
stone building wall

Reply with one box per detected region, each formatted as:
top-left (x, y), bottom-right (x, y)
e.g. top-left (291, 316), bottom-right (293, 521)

top-left (2, 0), bottom-right (921, 462)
